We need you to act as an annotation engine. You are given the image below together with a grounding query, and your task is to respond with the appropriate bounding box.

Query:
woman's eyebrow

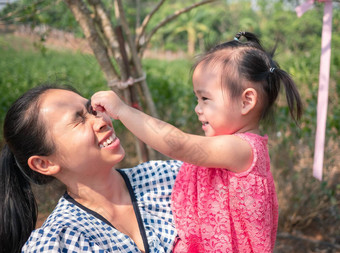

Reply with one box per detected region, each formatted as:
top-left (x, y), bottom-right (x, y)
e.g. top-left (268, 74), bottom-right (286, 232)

top-left (86, 99), bottom-right (92, 112)
top-left (85, 99), bottom-right (97, 115)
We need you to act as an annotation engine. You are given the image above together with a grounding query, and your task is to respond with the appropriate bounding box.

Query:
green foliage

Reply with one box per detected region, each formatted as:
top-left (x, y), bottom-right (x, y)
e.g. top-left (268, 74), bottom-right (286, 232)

top-left (0, 0), bottom-right (82, 35)
top-left (143, 58), bottom-right (200, 132)
top-left (0, 35), bottom-right (107, 139)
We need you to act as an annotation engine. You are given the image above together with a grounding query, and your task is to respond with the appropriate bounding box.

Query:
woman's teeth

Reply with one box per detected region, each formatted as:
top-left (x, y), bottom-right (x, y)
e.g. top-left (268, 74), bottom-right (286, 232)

top-left (99, 135), bottom-right (115, 148)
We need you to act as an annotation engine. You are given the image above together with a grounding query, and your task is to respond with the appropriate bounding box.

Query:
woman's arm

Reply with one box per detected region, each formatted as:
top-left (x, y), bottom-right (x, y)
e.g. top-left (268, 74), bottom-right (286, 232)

top-left (91, 91), bottom-right (252, 172)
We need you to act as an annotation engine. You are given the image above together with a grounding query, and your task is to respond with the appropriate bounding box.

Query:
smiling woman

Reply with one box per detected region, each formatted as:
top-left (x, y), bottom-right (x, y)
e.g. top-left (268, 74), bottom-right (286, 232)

top-left (0, 84), bottom-right (181, 253)
top-left (35, 89), bottom-right (126, 177)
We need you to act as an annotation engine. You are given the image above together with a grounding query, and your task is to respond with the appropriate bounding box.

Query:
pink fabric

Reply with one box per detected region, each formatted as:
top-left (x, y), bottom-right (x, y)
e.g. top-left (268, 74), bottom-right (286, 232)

top-left (172, 133), bottom-right (278, 253)
top-left (313, 1), bottom-right (333, 180)
top-left (295, 0), bottom-right (314, 17)
top-left (295, 1), bottom-right (333, 180)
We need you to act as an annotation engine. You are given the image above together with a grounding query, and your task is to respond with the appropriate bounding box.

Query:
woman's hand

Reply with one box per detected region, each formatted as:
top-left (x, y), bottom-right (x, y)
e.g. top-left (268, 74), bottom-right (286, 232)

top-left (91, 91), bottom-right (126, 120)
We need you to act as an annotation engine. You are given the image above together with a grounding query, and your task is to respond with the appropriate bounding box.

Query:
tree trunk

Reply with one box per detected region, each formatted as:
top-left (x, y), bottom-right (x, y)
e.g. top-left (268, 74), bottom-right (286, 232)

top-left (64, 0), bottom-right (121, 94)
top-left (114, 25), bottom-right (149, 162)
top-left (63, 0), bottom-right (217, 161)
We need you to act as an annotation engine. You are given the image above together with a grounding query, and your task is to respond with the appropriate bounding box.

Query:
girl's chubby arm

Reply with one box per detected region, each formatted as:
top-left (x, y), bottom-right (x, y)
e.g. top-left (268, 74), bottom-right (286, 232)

top-left (91, 91), bottom-right (253, 173)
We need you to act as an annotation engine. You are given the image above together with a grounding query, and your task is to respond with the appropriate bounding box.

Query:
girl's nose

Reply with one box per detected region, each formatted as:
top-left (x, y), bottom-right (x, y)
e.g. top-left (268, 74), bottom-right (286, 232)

top-left (195, 103), bottom-right (202, 115)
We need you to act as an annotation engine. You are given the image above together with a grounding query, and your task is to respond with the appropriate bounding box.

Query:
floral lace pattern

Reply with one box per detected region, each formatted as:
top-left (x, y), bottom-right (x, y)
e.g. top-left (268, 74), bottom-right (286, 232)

top-left (172, 133), bottom-right (278, 253)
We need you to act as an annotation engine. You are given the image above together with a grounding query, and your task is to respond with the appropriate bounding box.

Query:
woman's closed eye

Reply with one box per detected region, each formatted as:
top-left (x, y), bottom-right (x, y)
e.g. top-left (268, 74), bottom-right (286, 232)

top-left (76, 106), bottom-right (98, 125)
top-left (76, 111), bottom-right (88, 124)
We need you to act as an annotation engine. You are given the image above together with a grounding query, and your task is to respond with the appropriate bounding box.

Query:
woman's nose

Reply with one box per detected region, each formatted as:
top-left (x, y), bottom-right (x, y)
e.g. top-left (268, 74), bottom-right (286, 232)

top-left (91, 112), bottom-right (111, 132)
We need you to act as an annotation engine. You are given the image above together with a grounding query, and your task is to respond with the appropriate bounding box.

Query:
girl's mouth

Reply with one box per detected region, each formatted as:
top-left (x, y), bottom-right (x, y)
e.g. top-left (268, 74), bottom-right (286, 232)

top-left (201, 121), bottom-right (209, 132)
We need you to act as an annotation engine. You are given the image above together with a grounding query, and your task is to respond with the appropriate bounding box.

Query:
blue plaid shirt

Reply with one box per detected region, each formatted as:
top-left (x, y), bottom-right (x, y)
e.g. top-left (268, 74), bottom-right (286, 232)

top-left (22, 160), bottom-right (182, 252)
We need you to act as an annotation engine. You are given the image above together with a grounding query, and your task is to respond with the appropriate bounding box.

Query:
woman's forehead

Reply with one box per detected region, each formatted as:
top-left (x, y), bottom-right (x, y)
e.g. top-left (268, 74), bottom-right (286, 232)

top-left (42, 89), bottom-right (84, 104)
top-left (39, 89), bottom-right (85, 114)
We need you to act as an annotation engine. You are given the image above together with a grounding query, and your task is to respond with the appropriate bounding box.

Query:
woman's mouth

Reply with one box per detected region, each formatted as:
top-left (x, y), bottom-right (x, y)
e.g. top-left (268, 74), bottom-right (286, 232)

top-left (99, 133), bottom-right (118, 148)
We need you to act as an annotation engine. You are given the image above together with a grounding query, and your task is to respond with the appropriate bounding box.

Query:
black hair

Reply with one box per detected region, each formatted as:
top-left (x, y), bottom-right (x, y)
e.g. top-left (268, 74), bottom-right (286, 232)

top-left (0, 84), bottom-right (79, 253)
top-left (193, 31), bottom-right (303, 123)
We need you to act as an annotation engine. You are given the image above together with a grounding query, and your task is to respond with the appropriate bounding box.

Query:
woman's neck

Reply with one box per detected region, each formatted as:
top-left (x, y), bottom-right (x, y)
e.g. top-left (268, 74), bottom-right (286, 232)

top-left (65, 168), bottom-right (145, 251)
top-left (65, 168), bottom-right (130, 212)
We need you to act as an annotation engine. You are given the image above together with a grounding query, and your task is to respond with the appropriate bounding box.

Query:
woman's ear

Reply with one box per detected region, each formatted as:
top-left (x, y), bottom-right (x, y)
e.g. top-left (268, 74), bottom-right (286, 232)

top-left (241, 88), bottom-right (257, 115)
top-left (28, 156), bottom-right (60, 176)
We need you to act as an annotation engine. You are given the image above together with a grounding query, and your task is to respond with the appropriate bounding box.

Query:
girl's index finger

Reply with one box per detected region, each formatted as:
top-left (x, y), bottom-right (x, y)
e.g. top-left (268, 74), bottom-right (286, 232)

top-left (90, 90), bottom-right (124, 120)
top-left (89, 98), bottom-right (106, 113)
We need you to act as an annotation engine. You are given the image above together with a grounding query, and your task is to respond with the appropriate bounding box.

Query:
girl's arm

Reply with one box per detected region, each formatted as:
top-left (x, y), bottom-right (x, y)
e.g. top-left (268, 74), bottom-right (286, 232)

top-left (91, 91), bottom-right (252, 172)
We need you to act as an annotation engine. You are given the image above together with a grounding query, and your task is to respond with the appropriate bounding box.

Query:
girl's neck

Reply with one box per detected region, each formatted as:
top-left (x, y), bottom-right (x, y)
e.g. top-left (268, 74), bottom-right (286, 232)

top-left (243, 128), bottom-right (260, 135)
top-left (234, 123), bottom-right (260, 135)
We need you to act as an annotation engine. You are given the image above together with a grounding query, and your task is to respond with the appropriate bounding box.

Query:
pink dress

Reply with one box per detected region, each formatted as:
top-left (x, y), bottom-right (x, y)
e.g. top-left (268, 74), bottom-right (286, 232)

top-left (171, 133), bottom-right (278, 253)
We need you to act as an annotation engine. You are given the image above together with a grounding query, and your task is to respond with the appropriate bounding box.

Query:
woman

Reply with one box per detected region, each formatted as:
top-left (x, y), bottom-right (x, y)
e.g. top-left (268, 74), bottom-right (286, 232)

top-left (0, 84), bottom-right (181, 253)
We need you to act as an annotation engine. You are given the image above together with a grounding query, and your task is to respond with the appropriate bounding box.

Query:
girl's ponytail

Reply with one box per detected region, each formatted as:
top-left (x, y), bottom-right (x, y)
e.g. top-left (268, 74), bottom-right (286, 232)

top-left (274, 68), bottom-right (303, 123)
top-left (0, 144), bottom-right (37, 253)
top-left (234, 31), bottom-right (261, 45)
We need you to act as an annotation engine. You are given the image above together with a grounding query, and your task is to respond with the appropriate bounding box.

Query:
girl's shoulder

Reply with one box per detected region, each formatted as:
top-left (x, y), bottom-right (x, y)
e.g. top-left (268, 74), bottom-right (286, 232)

top-left (232, 132), bottom-right (270, 177)
top-left (234, 132), bottom-right (268, 143)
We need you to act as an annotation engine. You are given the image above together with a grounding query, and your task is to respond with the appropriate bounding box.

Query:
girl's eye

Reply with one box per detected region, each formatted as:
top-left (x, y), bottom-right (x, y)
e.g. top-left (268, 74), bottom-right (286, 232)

top-left (202, 97), bottom-right (208, 101)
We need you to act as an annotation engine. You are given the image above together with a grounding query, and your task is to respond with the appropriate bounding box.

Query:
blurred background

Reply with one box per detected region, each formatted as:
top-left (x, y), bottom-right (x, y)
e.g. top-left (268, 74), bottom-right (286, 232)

top-left (0, 0), bottom-right (339, 252)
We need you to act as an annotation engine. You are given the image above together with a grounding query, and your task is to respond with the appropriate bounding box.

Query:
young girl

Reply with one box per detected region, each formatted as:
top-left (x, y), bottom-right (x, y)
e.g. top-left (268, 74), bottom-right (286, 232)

top-left (91, 31), bottom-right (303, 252)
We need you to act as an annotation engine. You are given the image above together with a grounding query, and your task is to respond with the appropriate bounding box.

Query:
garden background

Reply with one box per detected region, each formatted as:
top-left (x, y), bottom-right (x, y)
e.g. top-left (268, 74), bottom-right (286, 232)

top-left (0, 0), bottom-right (340, 252)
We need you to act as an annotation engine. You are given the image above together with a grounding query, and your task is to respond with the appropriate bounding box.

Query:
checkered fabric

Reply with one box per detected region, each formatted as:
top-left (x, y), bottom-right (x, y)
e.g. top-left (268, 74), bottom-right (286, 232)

top-left (22, 160), bottom-right (182, 253)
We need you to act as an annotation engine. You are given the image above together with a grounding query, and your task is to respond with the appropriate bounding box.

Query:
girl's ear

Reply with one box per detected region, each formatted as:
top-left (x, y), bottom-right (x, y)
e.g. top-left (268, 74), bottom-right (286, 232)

top-left (241, 88), bottom-right (257, 115)
top-left (28, 156), bottom-right (60, 176)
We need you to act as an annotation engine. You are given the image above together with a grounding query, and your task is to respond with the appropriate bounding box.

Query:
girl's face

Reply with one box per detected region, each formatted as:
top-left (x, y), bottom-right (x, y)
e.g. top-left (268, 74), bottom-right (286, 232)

top-left (39, 89), bottom-right (125, 177)
top-left (193, 65), bottom-right (243, 137)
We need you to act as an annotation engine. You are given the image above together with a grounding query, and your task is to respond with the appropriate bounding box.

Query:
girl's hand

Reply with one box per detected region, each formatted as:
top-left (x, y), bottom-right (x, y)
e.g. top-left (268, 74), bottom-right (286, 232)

top-left (90, 91), bottom-right (125, 120)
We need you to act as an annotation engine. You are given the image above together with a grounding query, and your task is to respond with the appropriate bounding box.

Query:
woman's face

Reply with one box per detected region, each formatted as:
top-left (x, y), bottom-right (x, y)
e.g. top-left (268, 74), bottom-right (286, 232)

top-left (39, 89), bottom-right (125, 177)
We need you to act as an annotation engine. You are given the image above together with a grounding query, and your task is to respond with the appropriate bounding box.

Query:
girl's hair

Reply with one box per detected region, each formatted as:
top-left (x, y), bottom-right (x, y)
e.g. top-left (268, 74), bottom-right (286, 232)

top-left (193, 31), bottom-right (303, 123)
top-left (0, 84), bottom-right (79, 253)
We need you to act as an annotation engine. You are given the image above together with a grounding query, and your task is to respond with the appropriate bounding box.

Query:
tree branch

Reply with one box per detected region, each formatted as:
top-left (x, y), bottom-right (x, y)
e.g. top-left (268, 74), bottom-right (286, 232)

top-left (0, 0), bottom-right (61, 22)
top-left (139, 0), bottom-right (216, 57)
top-left (114, 0), bottom-right (139, 67)
top-left (135, 0), bottom-right (166, 48)
top-left (114, 0), bottom-right (159, 118)
top-left (87, 0), bottom-right (121, 68)
top-left (64, 0), bottom-right (119, 88)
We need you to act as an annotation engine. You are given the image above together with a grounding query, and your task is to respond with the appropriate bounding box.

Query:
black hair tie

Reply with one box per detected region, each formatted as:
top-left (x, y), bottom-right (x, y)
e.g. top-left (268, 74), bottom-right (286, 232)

top-left (234, 31), bottom-right (245, 41)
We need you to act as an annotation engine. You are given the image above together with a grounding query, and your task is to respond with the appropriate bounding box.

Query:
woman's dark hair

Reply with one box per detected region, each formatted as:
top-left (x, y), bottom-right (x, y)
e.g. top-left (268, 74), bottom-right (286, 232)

top-left (193, 31), bottom-right (303, 123)
top-left (0, 84), bottom-right (79, 253)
